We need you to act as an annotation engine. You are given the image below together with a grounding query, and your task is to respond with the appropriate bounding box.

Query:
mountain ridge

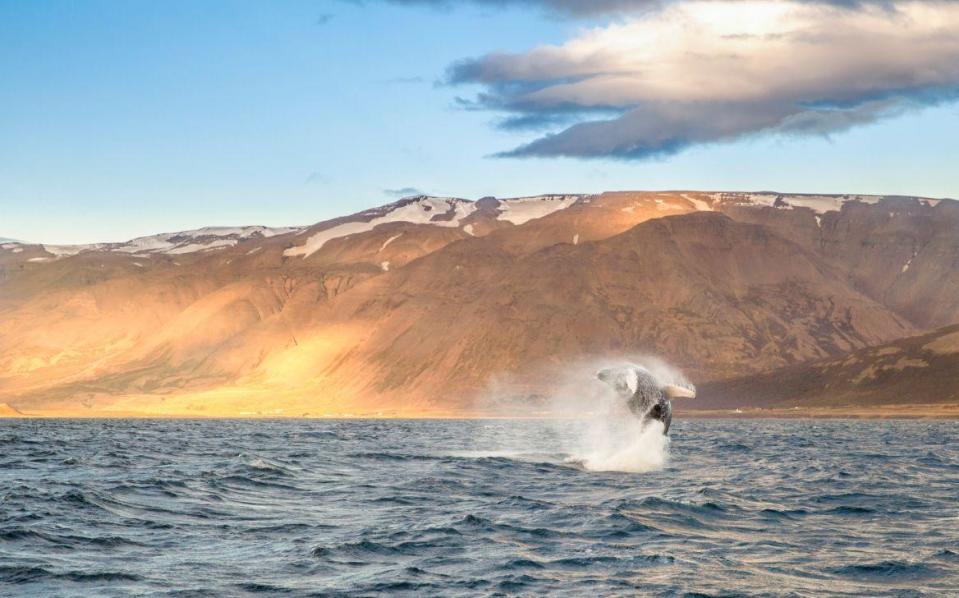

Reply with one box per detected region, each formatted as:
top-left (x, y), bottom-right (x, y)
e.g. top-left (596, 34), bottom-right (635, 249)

top-left (2, 191), bottom-right (957, 417)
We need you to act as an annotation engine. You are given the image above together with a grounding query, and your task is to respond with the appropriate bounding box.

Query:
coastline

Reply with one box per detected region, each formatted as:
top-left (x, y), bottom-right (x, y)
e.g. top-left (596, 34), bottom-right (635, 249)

top-left (3, 403), bottom-right (958, 420)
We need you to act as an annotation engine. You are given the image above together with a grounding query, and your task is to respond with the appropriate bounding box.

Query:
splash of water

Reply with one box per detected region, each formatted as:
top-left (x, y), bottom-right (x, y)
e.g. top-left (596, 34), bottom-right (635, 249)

top-left (567, 416), bottom-right (669, 473)
top-left (473, 355), bottom-right (687, 473)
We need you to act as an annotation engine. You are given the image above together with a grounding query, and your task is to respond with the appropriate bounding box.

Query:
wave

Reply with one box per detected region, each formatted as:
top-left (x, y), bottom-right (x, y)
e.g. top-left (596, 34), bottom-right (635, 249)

top-left (829, 560), bottom-right (945, 581)
top-left (2, 418), bottom-right (957, 596)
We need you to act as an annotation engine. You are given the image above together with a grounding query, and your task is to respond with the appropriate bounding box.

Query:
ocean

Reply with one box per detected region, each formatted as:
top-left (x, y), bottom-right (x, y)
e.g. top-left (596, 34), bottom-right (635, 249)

top-left (1, 419), bottom-right (957, 596)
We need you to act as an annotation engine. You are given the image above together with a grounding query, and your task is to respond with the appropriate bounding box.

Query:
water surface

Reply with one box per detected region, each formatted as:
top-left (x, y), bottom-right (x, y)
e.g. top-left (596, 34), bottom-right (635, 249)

top-left (1, 419), bottom-right (957, 596)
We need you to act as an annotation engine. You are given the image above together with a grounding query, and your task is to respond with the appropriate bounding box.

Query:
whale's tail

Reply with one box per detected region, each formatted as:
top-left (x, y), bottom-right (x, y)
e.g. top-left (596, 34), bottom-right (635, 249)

top-left (663, 384), bottom-right (696, 400)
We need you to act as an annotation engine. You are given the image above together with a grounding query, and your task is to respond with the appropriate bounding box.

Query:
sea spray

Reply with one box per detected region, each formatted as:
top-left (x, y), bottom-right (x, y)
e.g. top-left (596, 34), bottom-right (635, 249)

top-left (470, 355), bottom-right (690, 473)
top-left (567, 412), bottom-right (670, 473)
top-left (556, 371), bottom-right (671, 473)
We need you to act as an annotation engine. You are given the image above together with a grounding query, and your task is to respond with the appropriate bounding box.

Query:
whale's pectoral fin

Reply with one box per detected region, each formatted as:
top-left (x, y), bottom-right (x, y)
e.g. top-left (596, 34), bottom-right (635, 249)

top-left (663, 384), bottom-right (696, 400)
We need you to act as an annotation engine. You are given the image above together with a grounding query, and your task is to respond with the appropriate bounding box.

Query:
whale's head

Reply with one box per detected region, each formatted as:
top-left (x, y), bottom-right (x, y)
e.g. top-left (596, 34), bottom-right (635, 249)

top-left (596, 366), bottom-right (640, 398)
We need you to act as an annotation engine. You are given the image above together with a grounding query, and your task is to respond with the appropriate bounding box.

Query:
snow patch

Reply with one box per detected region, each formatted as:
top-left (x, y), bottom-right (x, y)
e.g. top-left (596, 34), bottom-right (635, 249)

top-left (785, 196), bottom-right (876, 214)
top-left (463, 224), bottom-right (475, 236)
top-left (380, 261), bottom-right (390, 272)
top-left (655, 201), bottom-right (683, 211)
top-left (710, 192), bottom-right (885, 214)
top-left (573, 233), bottom-right (580, 245)
top-left (378, 233), bottom-right (403, 253)
top-left (286, 197), bottom-right (476, 258)
top-left (43, 244), bottom-right (102, 256)
top-left (495, 195), bottom-right (581, 226)
top-left (35, 226), bottom-right (298, 258)
top-left (166, 239), bottom-right (237, 255)
top-left (681, 194), bottom-right (713, 211)
top-left (113, 226), bottom-right (296, 255)
top-left (902, 250), bottom-right (919, 273)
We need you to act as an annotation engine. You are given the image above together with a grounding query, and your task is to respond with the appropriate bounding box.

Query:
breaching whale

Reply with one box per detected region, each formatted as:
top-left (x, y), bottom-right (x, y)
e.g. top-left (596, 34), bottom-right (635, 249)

top-left (596, 365), bottom-right (696, 434)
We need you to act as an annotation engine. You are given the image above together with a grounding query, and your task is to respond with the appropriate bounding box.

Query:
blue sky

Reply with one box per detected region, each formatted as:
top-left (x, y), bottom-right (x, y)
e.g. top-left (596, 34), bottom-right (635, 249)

top-left (2, 0), bottom-right (958, 244)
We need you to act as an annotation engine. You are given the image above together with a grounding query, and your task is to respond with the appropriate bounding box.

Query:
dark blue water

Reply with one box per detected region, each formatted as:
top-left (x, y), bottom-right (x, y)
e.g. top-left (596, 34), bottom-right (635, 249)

top-left (1, 419), bottom-right (957, 597)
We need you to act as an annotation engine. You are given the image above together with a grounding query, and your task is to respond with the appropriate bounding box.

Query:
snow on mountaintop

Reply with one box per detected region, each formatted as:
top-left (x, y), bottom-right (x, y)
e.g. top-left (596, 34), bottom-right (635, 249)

top-left (14, 192), bottom-right (952, 264)
top-left (284, 196), bottom-right (477, 258)
top-left (701, 192), bottom-right (945, 214)
top-left (495, 195), bottom-right (583, 225)
top-left (705, 192), bottom-right (884, 214)
top-left (40, 226), bottom-right (300, 258)
top-left (284, 194), bottom-right (587, 258)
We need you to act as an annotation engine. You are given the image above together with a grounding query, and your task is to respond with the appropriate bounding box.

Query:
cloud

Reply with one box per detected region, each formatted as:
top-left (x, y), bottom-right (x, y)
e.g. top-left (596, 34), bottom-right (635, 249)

top-left (316, 13), bottom-right (335, 25)
top-left (364, 0), bottom-right (913, 18)
top-left (306, 172), bottom-right (329, 184)
top-left (370, 0), bottom-right (661, 16)
top-left (385, 186), bottom-right (426, 197)
top-left (445, 0), bottom-right (959, 159)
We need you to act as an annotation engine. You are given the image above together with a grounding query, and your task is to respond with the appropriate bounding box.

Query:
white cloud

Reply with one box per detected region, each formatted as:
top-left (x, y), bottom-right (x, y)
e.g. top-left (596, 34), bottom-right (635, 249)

top-left (446, 1), bottom-right (959, 158)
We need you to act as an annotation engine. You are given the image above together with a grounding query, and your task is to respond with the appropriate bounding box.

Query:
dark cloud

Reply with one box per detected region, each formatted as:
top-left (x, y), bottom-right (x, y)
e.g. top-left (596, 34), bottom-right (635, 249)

top-left (496, 100), bottom-right (917, 159)
top-left (316, 13), bottom-right (335, 25)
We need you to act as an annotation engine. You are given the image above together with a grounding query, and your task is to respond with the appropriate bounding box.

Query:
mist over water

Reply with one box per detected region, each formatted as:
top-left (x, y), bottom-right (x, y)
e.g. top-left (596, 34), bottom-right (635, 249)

top-left (2, 419), bottom-right (958, 596)
top-left (478, 356), bottom-right (690, 473)
top-left (569, 418), bottom-right (669, 473)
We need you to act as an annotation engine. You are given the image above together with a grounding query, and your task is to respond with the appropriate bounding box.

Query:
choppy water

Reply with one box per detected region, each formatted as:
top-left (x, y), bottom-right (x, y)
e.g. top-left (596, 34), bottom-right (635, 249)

top-left (1, 419), bottom-right (958, 597)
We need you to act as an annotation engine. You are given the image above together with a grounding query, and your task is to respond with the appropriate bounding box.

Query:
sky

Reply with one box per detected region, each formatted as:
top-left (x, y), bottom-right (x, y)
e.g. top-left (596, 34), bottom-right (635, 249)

top-left (2, 0), bottom-right (958, 244)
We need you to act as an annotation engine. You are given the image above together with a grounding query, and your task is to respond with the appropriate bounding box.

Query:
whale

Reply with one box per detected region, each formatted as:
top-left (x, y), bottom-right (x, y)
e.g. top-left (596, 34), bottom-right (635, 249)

top-left (596, 365), bottom-right (696, 434)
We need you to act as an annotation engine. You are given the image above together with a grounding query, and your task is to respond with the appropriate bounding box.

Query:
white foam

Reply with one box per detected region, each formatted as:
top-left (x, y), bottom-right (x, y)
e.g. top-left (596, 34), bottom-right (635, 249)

top-left (473, 355), bottom-right (687, 474)
top-left (569, 418), bottom-right (669, 473)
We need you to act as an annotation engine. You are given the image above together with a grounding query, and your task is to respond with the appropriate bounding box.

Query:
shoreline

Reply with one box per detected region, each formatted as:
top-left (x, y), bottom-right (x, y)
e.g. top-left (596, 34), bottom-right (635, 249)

top-left (3, 404), bottom-right (959, 421)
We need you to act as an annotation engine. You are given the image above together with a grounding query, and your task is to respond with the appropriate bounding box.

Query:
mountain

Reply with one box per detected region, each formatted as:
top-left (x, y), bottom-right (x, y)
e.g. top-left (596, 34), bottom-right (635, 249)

top-left (689, 324), bottom-right (959, 418)
top-left (1, 191), bottom-right (956, 417)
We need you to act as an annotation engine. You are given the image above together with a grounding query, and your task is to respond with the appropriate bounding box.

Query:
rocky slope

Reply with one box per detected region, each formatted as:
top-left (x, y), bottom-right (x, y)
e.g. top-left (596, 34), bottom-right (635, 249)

top-left (1, 191), bottom-right (956, 416)
top-left (691, 324), bottom-right (959, 413)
